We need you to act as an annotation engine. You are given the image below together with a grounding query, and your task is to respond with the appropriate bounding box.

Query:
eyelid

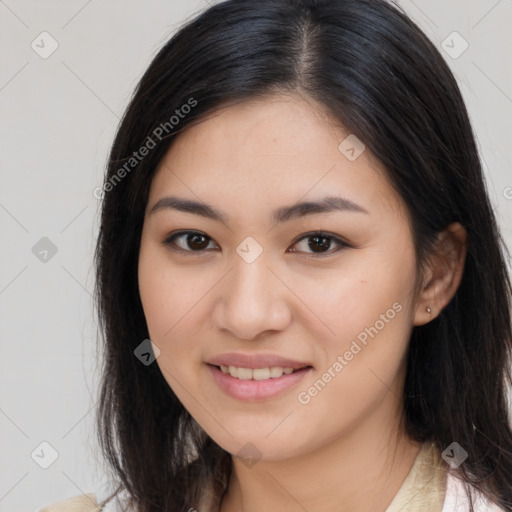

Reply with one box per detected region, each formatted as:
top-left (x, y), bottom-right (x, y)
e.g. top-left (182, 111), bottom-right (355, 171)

top-left (287, 231), bottom-right (350, 258)
top-left (162, 230), bottom-right (350, 257)
top-left (162, 230), bottom-right (219, 254)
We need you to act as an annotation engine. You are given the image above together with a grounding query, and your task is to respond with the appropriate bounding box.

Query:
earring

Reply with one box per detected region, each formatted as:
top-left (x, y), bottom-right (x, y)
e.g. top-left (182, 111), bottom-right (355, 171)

top-left (426, 306), bottom-right (432, 314)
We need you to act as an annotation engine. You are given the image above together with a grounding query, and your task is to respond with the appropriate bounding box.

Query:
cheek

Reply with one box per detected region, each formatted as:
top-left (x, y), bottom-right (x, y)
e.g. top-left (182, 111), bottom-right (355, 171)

top-left (138, 244), bottom-right (202, 338)
top-left (292, 244), bottom-right (416, 342)
top-left (137, 244), bottom-right (213, 381)
top-left (138, 252), bottom-right (173, 339)
top-left (290, 240), bottom-right (417, 408)
top-left (291, 267), bottom-right (414, 443)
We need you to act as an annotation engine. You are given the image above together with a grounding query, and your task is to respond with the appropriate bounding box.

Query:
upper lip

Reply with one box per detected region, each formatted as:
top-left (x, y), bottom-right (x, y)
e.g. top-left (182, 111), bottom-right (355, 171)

top-left (207, 353), bottom-right (312, 369)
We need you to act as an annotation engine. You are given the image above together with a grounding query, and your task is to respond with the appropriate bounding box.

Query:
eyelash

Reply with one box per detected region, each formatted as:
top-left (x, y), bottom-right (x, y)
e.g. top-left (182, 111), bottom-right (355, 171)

top-left (161, 230), bottom-right (350, 258)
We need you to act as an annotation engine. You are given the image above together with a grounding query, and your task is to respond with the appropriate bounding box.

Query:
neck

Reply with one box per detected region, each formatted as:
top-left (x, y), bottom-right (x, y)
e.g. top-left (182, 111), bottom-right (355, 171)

top-left (219, 394), bottom-right (421, 512)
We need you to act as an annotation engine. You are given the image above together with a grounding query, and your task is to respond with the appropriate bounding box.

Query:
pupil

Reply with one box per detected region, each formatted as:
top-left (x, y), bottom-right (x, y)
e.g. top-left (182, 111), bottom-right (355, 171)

top-left (309, 235), bottom-right (330, 252)
top-left (188, 233), bottom-right (208, 250)
top-left (184, 234), bottom-right (331, 252)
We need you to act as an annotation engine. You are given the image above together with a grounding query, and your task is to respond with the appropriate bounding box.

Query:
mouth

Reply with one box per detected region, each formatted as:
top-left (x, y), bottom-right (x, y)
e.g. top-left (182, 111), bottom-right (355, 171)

top-left (208, 364), bottom-right (313, 380)
top-left (205, 352), bottom-right (314, 401)
top-left (209, 363), bottom-right (312, 380)
top-left (206, 363), bottom-right (313, 401)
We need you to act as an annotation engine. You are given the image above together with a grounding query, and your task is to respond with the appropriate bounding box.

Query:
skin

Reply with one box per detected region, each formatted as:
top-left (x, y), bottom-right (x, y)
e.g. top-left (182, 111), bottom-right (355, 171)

top-left (137, 92), bottom-right (467, 512)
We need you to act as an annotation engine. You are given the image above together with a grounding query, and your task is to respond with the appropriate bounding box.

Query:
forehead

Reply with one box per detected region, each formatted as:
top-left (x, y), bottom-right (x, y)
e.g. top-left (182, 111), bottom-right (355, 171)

top-left (148, 93), bottom-right (404, 221)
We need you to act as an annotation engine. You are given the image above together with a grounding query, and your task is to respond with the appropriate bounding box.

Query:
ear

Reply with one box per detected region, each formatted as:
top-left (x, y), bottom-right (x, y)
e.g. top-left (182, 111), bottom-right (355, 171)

top-left (414, 222), bottom-right (468, 326)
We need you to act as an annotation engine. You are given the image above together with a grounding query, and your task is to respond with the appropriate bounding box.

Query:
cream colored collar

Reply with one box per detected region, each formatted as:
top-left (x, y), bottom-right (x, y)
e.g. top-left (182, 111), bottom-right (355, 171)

top-left (385, 441), bottom-right (448, 512)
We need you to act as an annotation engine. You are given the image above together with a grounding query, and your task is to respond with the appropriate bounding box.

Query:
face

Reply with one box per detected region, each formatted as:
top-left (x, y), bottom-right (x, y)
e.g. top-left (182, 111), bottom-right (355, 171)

top-left (138, 93), bottom-right (420, 461)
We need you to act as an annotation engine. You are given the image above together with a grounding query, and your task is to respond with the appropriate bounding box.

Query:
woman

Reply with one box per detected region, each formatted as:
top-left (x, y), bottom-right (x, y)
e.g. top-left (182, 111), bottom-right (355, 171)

top-left (37, 0), bottom-right (512, 510)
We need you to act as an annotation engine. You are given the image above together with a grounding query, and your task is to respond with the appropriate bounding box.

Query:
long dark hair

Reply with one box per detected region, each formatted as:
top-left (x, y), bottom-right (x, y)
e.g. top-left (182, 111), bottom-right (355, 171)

top-left (93, 1), bottom-right (512, 510)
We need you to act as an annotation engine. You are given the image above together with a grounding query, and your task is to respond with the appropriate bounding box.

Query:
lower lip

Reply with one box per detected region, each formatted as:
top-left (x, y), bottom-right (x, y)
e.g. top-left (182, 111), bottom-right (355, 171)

top-left (206, 364), bottom-right (312, 402)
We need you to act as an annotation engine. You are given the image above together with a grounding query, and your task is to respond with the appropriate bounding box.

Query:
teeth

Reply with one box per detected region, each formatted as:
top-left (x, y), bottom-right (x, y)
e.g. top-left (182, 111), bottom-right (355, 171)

top-left (219, 365), bottom-right (300, 380)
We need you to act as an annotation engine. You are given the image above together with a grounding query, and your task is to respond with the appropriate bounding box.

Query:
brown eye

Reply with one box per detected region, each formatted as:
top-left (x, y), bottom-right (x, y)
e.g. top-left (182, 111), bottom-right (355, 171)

top-left (307, 234), bottom-right (331, 252)
top-left (288, 232), bottom-right (348, 257)
top-left (162, 230), bottom-right (349, 258)
top-left (162, 231), bottom-right (218, 253)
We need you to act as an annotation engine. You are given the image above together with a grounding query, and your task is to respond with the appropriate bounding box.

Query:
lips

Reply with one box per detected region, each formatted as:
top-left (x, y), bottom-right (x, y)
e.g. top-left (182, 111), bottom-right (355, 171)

top-left (206, 352), bottom-right (312, 370)
top-left (207, 363), bottom-right (313, 401)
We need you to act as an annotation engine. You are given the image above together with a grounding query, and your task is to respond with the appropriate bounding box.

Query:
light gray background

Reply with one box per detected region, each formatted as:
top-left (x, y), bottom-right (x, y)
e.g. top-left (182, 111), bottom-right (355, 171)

top-left (1, 1), bottom-right (511, 510)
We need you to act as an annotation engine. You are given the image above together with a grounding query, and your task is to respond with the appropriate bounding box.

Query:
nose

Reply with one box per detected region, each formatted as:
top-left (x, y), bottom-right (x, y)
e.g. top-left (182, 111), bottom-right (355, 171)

top-left (211, 253), bottom-right (292, 341)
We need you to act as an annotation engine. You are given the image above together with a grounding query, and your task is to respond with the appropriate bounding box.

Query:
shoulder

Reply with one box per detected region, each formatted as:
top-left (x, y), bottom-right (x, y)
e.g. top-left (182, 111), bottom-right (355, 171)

top-left (35, 494), bottom-right (100, 512)
top-left (35, 487), bottom-right (134, 512)
top-left (441, 471), bottom-right (506, 512)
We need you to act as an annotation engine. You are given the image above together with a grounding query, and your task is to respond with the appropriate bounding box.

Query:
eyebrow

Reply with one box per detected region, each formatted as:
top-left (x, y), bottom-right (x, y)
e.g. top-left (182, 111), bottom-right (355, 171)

top-left (148, 195), bottom-right (369, 224)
